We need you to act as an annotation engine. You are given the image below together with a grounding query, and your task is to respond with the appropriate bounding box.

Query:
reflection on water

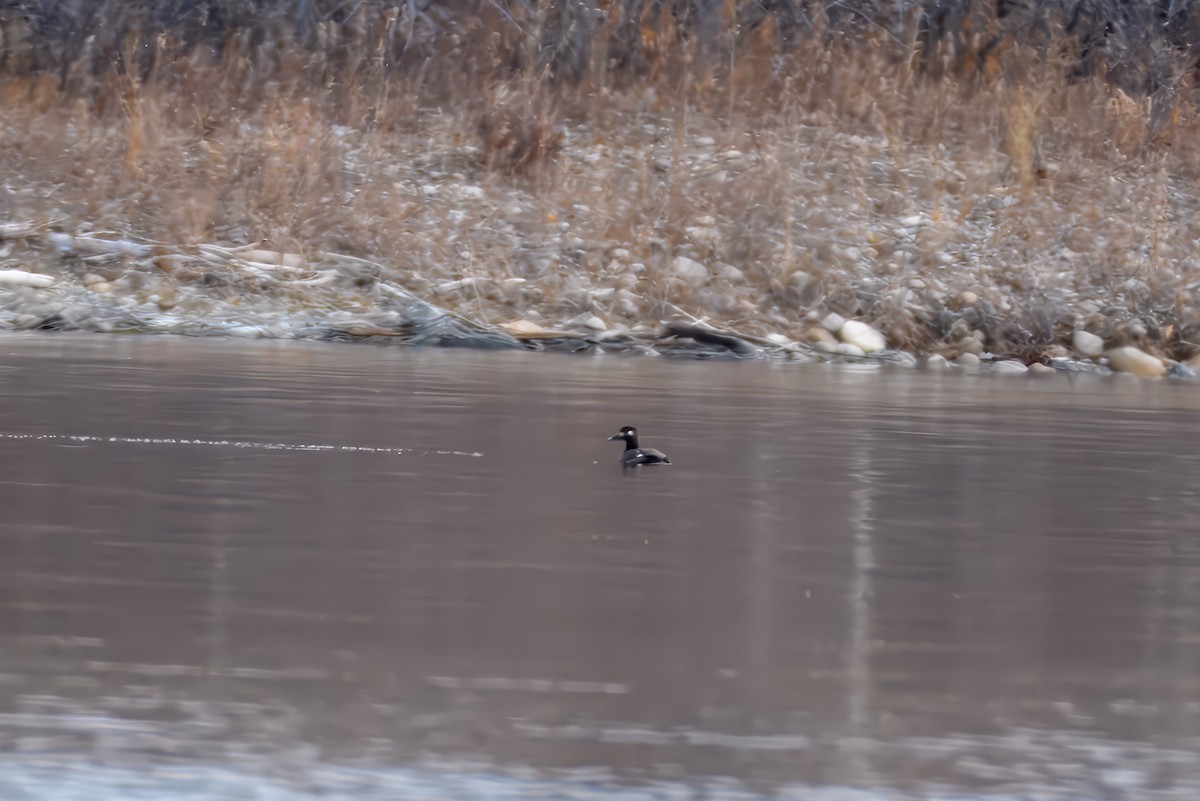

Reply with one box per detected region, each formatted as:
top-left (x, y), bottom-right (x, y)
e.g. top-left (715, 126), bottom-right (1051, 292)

top-left (1, 333), bottom-right (1200, 799)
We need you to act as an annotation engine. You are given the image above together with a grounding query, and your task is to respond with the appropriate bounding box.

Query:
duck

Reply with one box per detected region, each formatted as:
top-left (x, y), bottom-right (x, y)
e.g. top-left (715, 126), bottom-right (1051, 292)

top-left (607, 426), bottom-right (671, 467)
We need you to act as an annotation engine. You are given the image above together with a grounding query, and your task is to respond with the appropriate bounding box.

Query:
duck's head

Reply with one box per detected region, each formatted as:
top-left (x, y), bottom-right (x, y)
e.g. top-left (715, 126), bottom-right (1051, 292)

top-left (607, 426), bottom-right (638, 444)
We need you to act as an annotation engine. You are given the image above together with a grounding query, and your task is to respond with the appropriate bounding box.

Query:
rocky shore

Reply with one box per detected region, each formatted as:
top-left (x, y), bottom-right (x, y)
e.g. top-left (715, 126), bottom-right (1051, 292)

top-left (3, 105), bottom-right (1199, 381)
top-left (2, 6), bottom-right (1200, 380)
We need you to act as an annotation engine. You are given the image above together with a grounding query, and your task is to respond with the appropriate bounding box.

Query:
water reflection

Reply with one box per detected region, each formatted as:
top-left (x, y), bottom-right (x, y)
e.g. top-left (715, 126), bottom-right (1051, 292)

top-left (1, 333), bottom-right (1199, 799)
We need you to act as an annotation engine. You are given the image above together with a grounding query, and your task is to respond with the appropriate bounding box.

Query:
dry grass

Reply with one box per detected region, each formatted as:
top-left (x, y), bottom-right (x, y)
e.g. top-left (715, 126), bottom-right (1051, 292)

top-left (2, 2), bottom-right (1200, 362)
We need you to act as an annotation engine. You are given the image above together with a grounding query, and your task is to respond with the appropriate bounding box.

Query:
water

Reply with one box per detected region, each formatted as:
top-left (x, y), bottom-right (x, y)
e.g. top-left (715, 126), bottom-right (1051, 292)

top-left (1, 333), bottom-right (1199, 800)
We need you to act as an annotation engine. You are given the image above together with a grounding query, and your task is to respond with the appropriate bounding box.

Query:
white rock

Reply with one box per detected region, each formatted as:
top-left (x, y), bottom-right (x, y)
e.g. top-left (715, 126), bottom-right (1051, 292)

top-left (1106, 346), bottom-right (1166, 378)
top-left (838, 320), bottom-right (887, 353)
top-left (821, 312), bottom-right (845, 333)
top-left (834, 343), bottom-right (865, 357)
top-left (1072, 330), bottom-right (1104, 358)
top-left (0, 269), bottom-right (54, 288)
top-left (672, 256), bottom-right (709, 287)
top-left (1029, 362), bottom-right (1057, 375)
top-left (991, 360), bottom-right (1029, 374)
top-left (925, 353), bottom-right (949, 369)
top-left (460, 185), bottom-right (485, 200)
top-left (583, 316), bottom-right (607, 332)
top-left (764, 333), bottom-right (792, 346)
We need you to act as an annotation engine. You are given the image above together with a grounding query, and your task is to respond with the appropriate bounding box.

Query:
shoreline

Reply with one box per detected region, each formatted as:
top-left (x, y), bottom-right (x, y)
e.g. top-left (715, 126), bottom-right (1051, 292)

top-left (3, 9), bottom-right (1200, 381)
top-left (0, 233), bottom-right (1189, 381)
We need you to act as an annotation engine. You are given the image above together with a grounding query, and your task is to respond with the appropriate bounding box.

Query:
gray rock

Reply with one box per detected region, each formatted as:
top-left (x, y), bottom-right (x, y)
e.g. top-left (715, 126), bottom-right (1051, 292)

top-left (821, 312), bottom-right (845, 333)
top-left (1167, 361), bottom-right (1196, 380)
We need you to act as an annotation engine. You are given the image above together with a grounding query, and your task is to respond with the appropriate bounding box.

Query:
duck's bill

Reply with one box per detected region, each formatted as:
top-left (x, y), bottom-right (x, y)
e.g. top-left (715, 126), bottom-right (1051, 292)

top-left (607, 433), bottom-right (623, 440)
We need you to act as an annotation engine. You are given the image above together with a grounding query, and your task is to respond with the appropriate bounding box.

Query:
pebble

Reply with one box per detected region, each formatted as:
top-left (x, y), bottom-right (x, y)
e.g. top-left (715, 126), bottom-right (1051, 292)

top-left (1029, 362), bottom-right (1057, 375)
top-left (839, 320), bottom-right (887, 353)
top-left (956, 352), bottom-right (981, 367)
top-left (1072, 330), bottom-right (1104, 357)
top-left (1106, 346), bottom-right (1165, 378)
top-left (583, 315), bottom-right (607, 332)
top-left (956, 290), bottom-right (978, 307)
top-left (672, 256), bottom-right (709, 287)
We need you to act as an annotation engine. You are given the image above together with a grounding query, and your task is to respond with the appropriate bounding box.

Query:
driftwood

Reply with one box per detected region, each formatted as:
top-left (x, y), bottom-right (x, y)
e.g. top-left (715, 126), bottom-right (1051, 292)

top-left (658, 322), bottom-right (757, 355)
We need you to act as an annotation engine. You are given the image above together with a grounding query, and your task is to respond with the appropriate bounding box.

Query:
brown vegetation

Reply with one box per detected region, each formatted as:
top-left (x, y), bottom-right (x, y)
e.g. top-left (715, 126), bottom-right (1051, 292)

top-left (1, 1), bottom-right (1200, 364)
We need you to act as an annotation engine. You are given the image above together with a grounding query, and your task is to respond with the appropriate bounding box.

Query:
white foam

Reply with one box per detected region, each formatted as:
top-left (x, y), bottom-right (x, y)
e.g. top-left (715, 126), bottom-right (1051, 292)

top-left (0, 432), bottom-right (483, 458)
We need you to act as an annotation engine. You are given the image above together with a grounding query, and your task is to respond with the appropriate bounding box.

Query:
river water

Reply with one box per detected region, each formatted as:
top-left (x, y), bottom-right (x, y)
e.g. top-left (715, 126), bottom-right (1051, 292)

top-left (0, 333), bottom-right (1198, 800)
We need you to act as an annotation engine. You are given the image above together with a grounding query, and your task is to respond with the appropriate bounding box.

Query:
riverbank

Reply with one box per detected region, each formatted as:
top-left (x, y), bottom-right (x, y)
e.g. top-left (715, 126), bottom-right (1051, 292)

top-left (2, 4), bottom-right (1199, 379)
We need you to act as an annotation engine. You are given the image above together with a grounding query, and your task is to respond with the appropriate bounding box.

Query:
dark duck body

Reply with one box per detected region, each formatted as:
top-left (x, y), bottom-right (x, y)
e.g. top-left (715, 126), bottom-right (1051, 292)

top-left (608, 426), bottom-right (671, 467)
